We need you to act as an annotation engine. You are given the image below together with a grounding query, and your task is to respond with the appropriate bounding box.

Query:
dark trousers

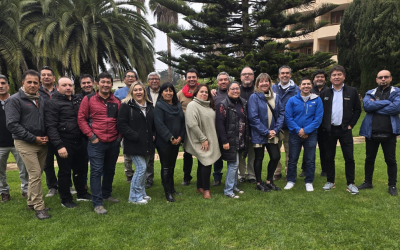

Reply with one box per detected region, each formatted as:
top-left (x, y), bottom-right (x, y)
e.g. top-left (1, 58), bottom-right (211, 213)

top-left (254, 144), bottom-right (281, 183)
top-left (183, 150), bottom-right (193, 181)
top-left (157, 145), bottom-right (180, 194)
top-left (87, 140), bottom-right (120, 207)
top-left (213, 157), bottom-right (223, 181)
top-left (55, 140), bottom-right (89, 203)
top-left (44, 145), bottom-right (58, 189)
top-left (302, 128), bottom-right (327, 172)
top-left (364, 135), bottom-right (397, 186)
top-left (197, 160), bottom-right (211, 191)
top-left (325, 126), bottom-right (355, 185)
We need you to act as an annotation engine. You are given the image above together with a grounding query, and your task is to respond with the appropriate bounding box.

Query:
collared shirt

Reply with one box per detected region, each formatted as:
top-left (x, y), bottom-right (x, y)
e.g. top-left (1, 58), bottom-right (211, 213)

top-left (149, 88), bottom-right (159, 107)
top-left (331, 84), bottom-right (344, 126)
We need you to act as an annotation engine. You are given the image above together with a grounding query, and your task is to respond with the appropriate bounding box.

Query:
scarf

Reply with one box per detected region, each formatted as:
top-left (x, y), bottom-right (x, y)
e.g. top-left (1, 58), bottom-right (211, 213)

top-left (182, 83), bottom-right (199, 98)
top-left (21, 86), bottom-right (40, 107)
top-left (135, 100), bottom-right (147, 117)
top-left (264, 91), bottom-right (278, 144)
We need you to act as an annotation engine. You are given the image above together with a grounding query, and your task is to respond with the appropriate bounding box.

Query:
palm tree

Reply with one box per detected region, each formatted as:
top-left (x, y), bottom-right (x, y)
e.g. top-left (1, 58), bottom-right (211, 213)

top-left (149, 0), bottom-right (179, 82)
top-left (25, 0), bottom-right (155, 81)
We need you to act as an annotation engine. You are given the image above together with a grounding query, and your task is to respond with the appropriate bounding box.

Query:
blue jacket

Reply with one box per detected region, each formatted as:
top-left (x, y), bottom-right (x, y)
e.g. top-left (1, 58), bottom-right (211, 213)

top-left (248, 92), bottom-right (285, 144)
top-left (359, 87), bottom-right (400, 139)
top-left (271, 80), bottom-right (300, 129)
top-left (285, 92), bottom-right (323, 135)
top-left (114, 86), bottom-right (129, 101)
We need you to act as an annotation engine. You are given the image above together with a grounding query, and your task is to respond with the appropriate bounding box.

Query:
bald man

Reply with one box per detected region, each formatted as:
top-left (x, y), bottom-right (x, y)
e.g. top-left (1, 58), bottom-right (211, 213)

top-left (358, 70), bottom-right (400, 196)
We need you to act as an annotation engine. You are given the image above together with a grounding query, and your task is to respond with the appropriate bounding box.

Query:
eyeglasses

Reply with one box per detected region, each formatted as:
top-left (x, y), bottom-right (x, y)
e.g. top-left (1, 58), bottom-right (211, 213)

top-left (126, 75), bottom-right (137, 79)
top-left (148, 78), bottom-right (160, 81)
top-left (377, 76), bottom-right (391, 80)
top-left (241, 73), bottom-right (254, 76)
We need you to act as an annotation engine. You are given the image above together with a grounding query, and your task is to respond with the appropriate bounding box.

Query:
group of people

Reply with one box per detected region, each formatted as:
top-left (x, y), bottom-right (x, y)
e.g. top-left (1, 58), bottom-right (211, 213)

top-left (0, 64), bottom-right (399, 220)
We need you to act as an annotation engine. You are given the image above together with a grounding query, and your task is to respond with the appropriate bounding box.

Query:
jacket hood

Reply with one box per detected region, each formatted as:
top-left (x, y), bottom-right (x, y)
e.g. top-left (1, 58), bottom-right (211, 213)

top-left (277, 79), bottom-right (296, 88)
top-left (156, 98), bottom-right (182, 115)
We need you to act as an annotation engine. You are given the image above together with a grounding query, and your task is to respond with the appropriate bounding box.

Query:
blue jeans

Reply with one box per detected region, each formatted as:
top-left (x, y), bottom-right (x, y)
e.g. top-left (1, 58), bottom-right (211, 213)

top-left (87, 140), bottom-right (120, 207)
top-left (287, 133), bottom-right (317, 184)
top-left (213, 157), bottom-right (223, 181)
top-left (129, 155), bottom-right (150, 202)
top-left (224, 153), bottom-right (239, 195)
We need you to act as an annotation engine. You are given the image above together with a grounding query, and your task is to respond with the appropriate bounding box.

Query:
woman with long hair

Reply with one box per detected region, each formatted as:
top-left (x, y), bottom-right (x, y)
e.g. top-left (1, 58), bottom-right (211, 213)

top-left (184, 84), bottom-right (221, 199)
top-left (154, 83), bottom-right (185, 202)
top-left (117, 81), bottom-right (155, 204)
top-left (248, 73), bottom-right (285, 192)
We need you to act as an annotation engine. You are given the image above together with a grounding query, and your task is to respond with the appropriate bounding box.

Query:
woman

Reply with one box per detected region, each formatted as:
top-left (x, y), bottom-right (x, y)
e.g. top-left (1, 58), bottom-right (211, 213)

top-left (117, 81), bottom-right (155, 204)
top-left (215, 81), bottom-right (249, 198)
top-left (184, 84), bottom-right (221, 199)
top-left (154, 83), bottom-right (186, 202)
top-left (248, 73), bottom-right (285, 192)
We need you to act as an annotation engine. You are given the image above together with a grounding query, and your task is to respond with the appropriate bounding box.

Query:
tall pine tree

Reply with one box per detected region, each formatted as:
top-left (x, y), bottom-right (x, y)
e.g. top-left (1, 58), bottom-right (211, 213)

top-left (152, 0), bottom-right (338, 80)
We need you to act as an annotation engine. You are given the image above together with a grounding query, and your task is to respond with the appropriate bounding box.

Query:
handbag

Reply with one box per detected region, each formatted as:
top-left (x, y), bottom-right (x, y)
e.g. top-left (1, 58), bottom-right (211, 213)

top-left (265, 100), bottom-right (285, 141)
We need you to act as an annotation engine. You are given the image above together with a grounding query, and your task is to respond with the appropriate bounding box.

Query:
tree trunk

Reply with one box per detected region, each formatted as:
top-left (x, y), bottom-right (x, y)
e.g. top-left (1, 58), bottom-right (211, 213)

top-left (137, 7), bottom-right (141, 15)
top-left (167, 36), bottom-right (172, 83)
top-left (242, 0), bottom-right (251, 53)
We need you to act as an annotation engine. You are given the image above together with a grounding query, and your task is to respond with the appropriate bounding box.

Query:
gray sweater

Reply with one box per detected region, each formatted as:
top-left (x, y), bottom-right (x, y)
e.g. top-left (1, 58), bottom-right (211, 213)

top-left (184, 97), bottom-right (221, 166)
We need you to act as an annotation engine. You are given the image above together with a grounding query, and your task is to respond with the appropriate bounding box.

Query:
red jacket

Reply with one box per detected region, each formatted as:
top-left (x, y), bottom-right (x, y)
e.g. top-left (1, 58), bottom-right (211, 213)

top-left (78, 91), bottom-right (121, 143)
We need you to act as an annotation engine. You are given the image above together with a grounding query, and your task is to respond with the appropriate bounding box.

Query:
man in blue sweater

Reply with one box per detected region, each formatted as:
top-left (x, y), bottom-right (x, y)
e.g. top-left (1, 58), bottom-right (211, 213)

top-left (272, 66), bottom-right (299, 181)
top-left (283, 78), bottom-right (323, 192)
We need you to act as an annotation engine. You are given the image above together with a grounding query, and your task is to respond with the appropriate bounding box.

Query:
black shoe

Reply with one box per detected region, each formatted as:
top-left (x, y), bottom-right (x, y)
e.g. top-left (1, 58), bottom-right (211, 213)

top-left (181, 180), bottom-right (190, 186)
top-left (357, 182), bottom-right (373, 190)
top-left (35, 209), bottom-right (51, 220)
top-left (248, 179), bottom-right (256, 184)
top-left (145, 181), bottom-right (153, 189)
top-left (172, 190), bottom-right (183, 195)
top-left (320, 171), bottom-right (327, 177)
top-left (256, 183), bottom-right (270, 192)
top-left (126, 176), bottom-right (133, 183)
top-left (266, 182), bottom-right (281, 191)
top-left (165, 193), bottom-right (175, 202)
top-left (299, 171), bottom-right (305, 177)
top-left (77, 193), bottom-right (92, 201)
top-left (239, 178), bottom-right (246, 183)
top-left (389, 186), bottom-right (398, 196)
top-left (273, 174), bottom-right (282, 181)
top-left (213, 180), bottom-right (221, 186)
top-left (61, 201), bottom-right (78, 208)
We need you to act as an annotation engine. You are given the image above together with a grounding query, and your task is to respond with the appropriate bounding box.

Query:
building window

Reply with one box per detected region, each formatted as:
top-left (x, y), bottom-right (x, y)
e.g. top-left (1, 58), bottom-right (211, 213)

top-left (300, 47), bottom-right (313, 55)
top-left (329, 40), bottom-right (338, 55)
top-left (331, 11), bottom-right (344, 25)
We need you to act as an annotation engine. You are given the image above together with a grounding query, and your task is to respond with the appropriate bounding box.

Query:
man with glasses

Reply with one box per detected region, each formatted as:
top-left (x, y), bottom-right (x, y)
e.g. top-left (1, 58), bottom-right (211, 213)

top-left (237, 67), bottom-right (256, 183)
top-left (114, 70), bottom-right (138, 183)
top-left (358, 70), bottom-right (400, 196)
top-left (143, 72), bottom-right (161, 189)
top-left (0, 75), bottom-right (29, 203)
top-left (6, 70), bottom-right (50, 219)
top-left (272, 65), bottom-right (300, 181)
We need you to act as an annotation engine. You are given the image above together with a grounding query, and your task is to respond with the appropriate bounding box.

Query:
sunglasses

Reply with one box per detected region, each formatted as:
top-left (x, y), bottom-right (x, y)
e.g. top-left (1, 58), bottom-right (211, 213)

top-left (377, 76), bottom-right (391, 80)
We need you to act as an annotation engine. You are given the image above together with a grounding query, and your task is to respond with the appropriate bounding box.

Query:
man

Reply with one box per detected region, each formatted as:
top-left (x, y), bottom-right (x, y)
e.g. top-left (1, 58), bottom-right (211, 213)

top-left (320, 65), bottom-right (361, 194)
top-left (236, 67), bottom-right (256, 183)
top-left (76, 74), bottom-right (95, 99)
top-left (284, 78), bottom-right (323, 191)
top-left (272, 66), bottom-right (300, 181)
top-left (45, 77), bottom-right (92, 208)
top-left (38, 66), bottom-right (61, 197)
top-left (177, 68), bottom-right (199, 185)
top-left (299, 70), bottom-right (329, 177)
top-left (5, 70), bottom-right (50, 220)
top-left (114, 70), bottom-right (137, 101)
top-left (143, 72), bottom-right (161, 189)
top-left (114, 70), bottom-right (137, 184)
top-left (358, 70), bottom-right (400, 196)
top-left (78, 72), bottom-right (121, 215)
top-left (0, 75), bottom-right (29, 202)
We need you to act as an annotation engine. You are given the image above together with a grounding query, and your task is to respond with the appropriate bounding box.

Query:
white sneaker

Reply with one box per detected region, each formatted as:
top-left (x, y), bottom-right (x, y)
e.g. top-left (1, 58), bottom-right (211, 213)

top-left (284, 181), bottom-right (295, 190)
top-left (305, 183), bottom-right (314, 192)
top-left (143, 196), bottom-right (151, 201)
top-left (129, 199), bottom-right (148, 205)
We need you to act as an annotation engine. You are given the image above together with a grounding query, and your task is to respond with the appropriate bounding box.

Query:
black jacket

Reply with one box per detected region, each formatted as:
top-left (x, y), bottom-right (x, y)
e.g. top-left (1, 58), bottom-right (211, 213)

top-left (117, 100), bottom-right (155, 156)
top-left (320, 85), bottom-right (362, 132)
top-left (216, 96), bottom-right (249, 162)
top-left (311, 85), bottom-right (329, 96)
top-left (5, 89), bottom-right (46, 143)
top-left (240, 84), bottom-right (254, 101)
top-left (44, 92), bottom-right (83, 150)
top-left (75, 90), bottom-right (94, 100)
top-left (154, 99), bottom-right (185, 148)
top-left (213, 88), bottom-right (228, 106)
top-left (38, 85), bottom-right (57, 101)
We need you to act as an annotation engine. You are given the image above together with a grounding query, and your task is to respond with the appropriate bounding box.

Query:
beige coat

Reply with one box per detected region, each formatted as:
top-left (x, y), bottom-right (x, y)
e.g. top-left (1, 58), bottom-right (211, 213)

top-left (184, 97), bottom-right (221, 166)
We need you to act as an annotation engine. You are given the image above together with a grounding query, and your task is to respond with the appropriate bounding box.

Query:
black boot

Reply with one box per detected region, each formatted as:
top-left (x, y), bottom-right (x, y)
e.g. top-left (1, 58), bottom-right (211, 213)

top-left (162, 168), bottom-right (175, 202)
top-left (170, 168), bottom-right (182, 195)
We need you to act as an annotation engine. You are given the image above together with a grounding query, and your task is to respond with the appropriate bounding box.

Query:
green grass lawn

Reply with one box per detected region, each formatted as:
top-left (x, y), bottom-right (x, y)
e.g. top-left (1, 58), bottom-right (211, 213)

top-left (1, 142), bottom-right (399, 249)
